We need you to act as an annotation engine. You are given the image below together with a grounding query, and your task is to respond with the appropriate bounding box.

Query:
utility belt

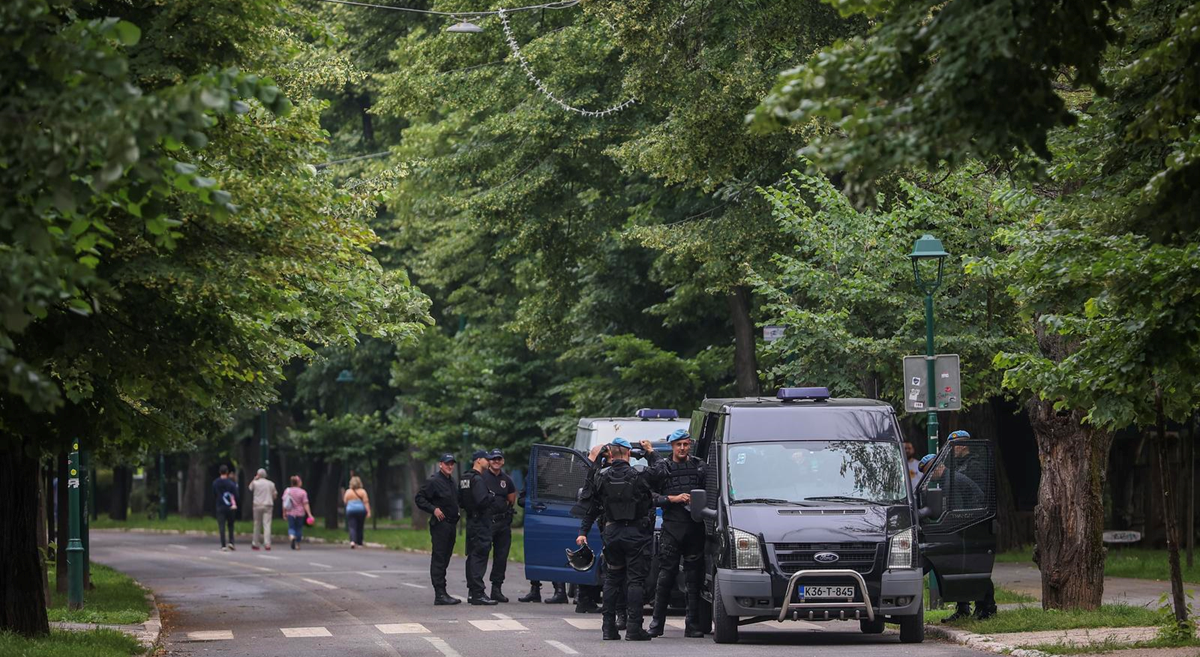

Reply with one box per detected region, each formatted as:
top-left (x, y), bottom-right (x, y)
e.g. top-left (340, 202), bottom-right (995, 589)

top-left (604, 517), bottom-right (651, 530)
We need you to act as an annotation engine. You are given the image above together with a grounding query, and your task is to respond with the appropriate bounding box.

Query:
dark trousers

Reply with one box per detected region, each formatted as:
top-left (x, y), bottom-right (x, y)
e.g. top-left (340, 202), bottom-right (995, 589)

top-left (216, 507), bottom-right (235, 547)
top-left (956, 578), bottom-right (996, 615)
top-left (347, 509), bottom-right (366, 545)
top-left (490, 525), bottom-right (511, 587)
top-left (653, 521), bottom-right (704, 624)
top-left (465, 516), bottom-right (493, 598)
top-left (601, 522), bottom-right (651, 631)
top-left (429, 519), bottom-right (457, 591)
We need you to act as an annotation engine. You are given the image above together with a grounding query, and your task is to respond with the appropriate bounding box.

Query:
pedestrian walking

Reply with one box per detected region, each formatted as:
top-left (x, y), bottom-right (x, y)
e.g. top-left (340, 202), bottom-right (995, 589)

top-left (282, 475), bottom-right (313, 550)
top-left (248, 468), bottom-right (278, 551)
top-left (415, 453), bottom-right (462, 606)
top-left (577, 437), bottom-right (657, 641)
top-left (463, 449), bottom-right (501, 605)
top-left (343, 475), bottom-right (371, 548)
top-left (483, 449), bottom-right (516, 602)
top-left (212, 465), bottom-right (239, 551)
top-left (644, 429), bottom-right (706, 638)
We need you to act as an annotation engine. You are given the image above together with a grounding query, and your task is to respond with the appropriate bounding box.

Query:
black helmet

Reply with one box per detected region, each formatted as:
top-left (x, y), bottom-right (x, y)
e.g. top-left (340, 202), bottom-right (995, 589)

top-left (566, 543), bottom-right (595, 571)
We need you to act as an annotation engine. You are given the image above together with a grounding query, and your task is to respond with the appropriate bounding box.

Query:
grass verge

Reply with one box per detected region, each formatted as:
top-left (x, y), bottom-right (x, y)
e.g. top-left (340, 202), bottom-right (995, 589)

top-left (92, 515), bottom-right (526, 562)
top-left (927, 604), bottom-right (1164, 633)
top-left (998, 546), bottom-right (1200, 584)
top-left (46, 564), bottom-right (149, 625)
top-left (1022, 636), bottom-right (1200, 654)
top-left (0, 628), bottom-right (142, 657)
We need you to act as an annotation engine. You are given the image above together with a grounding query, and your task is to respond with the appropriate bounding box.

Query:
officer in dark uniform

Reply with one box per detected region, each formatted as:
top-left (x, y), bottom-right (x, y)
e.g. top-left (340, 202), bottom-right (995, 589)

top-left (462, 449), bottom-right (499, 605)
top-left (645, 428), bottom-right (706, 638)
top-left (415, 453), bottom-right (462, 606)
top-left (942, 430), bottom-right (997, 622)
top-left (577, 437), bottom-right (656, 641)
top-left (483, 448), bottom-right (517, 602)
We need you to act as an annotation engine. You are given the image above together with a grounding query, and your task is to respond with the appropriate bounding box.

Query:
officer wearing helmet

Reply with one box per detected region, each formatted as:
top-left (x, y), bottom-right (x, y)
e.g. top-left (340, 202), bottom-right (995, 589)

top-left (576, 437), bottom-right (656, 641)
top-left (939, 429), bottom-right (996, 621)
top-left (644, 428), bottom-right (706, 638)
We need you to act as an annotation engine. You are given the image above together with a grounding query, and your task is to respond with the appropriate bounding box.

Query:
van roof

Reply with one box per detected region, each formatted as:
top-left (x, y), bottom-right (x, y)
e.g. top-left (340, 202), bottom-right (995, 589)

top-left (699, 397), bottom-right (893, 413)
top-left (700, 397), bottom-right (899, 443)
top-left (576, 417), bottom-right (688, 428)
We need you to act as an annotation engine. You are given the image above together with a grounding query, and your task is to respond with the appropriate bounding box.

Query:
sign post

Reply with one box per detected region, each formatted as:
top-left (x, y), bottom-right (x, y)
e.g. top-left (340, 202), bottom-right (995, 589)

top-left (67, 442), bottom-right (84, 610)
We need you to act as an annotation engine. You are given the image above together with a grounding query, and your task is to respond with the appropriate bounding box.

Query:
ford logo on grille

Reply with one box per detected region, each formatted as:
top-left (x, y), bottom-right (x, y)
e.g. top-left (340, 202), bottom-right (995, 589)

top-left (813, 552), bottom-right (840, 563)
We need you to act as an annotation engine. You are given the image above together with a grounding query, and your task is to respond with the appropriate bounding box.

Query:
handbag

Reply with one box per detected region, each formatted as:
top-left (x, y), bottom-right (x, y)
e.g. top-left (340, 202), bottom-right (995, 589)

top-left (283, 489), bottom-right (294, 512)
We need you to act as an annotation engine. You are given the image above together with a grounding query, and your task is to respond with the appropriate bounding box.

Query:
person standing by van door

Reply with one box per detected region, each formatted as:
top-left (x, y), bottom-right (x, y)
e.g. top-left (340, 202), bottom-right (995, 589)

top-left (248, 468), bottom-right (277, 551)
top-left (483, 449), bottom-right (517, 602)
top-left (463, 449), bottom-right (499, 605)
top-left (416, 454), bottom-right (462, 606)
top-left (577, 438), bottom-right (656, 641)
top-left (644, 430), bottom-right (707, 638)
top-left (942, 430), bottom-right (997, 621)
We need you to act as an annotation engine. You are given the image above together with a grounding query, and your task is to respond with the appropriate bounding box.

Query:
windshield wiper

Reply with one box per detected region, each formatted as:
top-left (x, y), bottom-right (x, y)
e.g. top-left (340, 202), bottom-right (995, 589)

top-left (803, 495), bottom-right (892, 506)
top-left (731, 497), bottom-right (801, 505)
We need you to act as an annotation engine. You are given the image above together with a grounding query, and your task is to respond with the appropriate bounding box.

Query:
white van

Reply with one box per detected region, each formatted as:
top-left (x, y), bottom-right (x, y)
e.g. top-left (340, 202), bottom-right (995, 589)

top-left (572, 408), bottom-right (690, 464)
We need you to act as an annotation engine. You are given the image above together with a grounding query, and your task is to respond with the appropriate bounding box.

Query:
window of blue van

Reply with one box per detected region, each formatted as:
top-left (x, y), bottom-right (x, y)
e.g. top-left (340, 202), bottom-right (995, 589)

top-left (726, 441), bottom-right (907, 505)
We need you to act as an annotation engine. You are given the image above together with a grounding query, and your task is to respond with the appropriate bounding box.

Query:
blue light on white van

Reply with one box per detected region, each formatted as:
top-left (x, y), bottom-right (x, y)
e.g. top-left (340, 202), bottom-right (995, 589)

top-left (776, 387), bottom-right (831, 401)
top-left (635, 408), bottom-right (679, 419)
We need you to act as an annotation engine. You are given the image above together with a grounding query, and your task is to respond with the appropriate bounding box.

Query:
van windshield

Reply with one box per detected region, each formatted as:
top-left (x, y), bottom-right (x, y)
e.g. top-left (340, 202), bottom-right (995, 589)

top-left (726, 441), bottom-right (907, 505)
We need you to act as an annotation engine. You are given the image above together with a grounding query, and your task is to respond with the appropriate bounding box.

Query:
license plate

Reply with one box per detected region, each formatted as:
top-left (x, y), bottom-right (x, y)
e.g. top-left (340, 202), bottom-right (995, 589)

top-left (797, 585), bottom-right (855, 600)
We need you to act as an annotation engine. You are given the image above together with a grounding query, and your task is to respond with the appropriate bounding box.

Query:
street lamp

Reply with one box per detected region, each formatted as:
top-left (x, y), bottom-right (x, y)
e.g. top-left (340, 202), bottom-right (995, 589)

top-left (909, 234), bottom-right (949, 458)
top-left (446, 19), bottom-right (483, 33)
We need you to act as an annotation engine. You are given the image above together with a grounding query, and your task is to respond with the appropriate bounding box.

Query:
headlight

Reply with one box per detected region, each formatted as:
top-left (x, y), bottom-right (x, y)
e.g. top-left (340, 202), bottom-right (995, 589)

top-left (731, 528), bottom-right (762, 570)
top-left (888, 527), bottom-right (915, 569)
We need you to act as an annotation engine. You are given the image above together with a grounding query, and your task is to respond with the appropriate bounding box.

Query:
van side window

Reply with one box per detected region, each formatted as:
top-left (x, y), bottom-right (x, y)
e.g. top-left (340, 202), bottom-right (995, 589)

top-left (702, 414), bottom-right (724, 530)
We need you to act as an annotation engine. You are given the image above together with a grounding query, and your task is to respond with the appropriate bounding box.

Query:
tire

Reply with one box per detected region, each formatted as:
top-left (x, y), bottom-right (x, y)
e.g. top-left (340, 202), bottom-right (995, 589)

top-left (898, 599), bottom-right (925, 644)
top-left (859, 617), bottom-right (886, 634)
top-left (711, 576), bottom-right (739, 644)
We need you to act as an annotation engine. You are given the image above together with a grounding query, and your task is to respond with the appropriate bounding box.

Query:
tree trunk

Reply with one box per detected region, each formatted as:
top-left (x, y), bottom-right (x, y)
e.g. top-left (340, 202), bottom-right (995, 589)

top-left (1154, 384), bottom-right (1188, 626)
top-left (359, 91), bottom-right (375, 146)
top-left (0, 442), bottom-right (51, 636)
top-left (109, 466), bottom-right (131, 520)
top-left (36, 463), bottom-right (49, 609)
top-left (55, 453), bottom-right (68, 593)
top-left (727, 286), bottom-right (760, 396)
top-left (1028, 398), bottom-right (1112, 610)
top-left (316, 461), bottom-right (341, 530)
top-left (181, 452), bottom-right (208, 518)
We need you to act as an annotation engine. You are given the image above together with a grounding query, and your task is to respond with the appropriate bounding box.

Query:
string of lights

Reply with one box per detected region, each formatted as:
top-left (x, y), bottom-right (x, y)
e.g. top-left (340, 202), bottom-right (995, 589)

top-left (497, 8), bottom-right (636, 118)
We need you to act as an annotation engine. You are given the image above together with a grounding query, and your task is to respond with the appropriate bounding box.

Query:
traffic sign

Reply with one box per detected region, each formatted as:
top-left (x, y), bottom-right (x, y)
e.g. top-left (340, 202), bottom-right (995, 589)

top-left (763, 325), bottom-right (785, 342)
top-left (902, 354), bottom-right (962, 412)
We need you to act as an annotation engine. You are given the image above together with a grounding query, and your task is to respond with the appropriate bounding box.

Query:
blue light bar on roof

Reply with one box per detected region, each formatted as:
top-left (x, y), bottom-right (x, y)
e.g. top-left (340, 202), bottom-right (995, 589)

top-left (636, 408), bottom-right (679, 420)
top-left (777, 387), bottom-right (831, 401)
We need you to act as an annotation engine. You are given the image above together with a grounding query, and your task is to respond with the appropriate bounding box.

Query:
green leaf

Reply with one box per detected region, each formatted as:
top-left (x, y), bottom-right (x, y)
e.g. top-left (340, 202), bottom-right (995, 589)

top-left (113, 21), bottom-right (142, 46)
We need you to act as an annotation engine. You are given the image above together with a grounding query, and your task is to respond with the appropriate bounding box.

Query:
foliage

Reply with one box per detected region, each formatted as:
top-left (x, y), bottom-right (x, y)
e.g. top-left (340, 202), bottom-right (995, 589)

top-left (0, 629), bottom-right (143, 657)
top-left (46, 564), bottom-right (149, 625)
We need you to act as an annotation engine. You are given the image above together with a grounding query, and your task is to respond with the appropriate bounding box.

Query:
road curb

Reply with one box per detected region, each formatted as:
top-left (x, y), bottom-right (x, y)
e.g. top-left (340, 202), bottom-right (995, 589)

top-left (925, 624), bottom-right (1051, 657)
top-left (137, 588), bottom-right (162, 651)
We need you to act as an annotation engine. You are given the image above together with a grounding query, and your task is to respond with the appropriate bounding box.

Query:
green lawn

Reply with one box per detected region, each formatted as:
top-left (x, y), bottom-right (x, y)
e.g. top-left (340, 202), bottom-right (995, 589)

top-left (924, 586), bottom-right (1035, 608)
top-left (1023, 637), bottom-right (1200, 655)
top-left (927, 604), bottom-right (1165, 633)
top-left (92, 515), bottom-right (526, 563)
top-left (0, 629), bottom-right (142, 657)
top-left (999, 546), bottom-right (1200, 584)
top-left (46, 564), bottom-right (149, 625)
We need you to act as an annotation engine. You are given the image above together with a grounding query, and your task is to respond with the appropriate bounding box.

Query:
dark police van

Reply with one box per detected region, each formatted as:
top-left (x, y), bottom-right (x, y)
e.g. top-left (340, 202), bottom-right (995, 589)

top-left (687, 387), bottom-right (996, 643)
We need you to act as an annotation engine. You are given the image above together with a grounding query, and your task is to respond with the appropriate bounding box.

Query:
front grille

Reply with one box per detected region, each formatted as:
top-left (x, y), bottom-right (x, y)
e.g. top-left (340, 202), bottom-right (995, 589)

top-left (772, 542), bottom-right (881, 575)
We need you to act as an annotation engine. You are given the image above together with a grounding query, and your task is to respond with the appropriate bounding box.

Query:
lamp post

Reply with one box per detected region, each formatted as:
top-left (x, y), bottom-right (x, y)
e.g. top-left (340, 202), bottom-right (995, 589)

top-left (66, 442), bottom-right (84, 610)
top-left (909, 234), bottom-right (949, 458)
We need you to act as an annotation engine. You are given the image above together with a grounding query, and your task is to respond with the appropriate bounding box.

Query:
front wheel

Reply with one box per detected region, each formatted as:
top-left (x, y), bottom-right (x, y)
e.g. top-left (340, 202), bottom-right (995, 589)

top-left (711, 577), bottom-right (739, 644)
top-left (898, 600), bottom-right (925, 643)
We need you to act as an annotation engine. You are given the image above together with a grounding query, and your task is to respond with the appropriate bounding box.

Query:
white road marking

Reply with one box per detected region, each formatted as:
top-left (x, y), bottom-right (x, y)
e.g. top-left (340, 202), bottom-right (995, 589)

top-left (376, 623), bottom-right (430, 634)
top-left (491, 612), bottom-right (511, 619)
top-left (402, 582), bottom-right (427, 589)
top-left (358, 571), bottom-right (380, 579)
top-left (281, 626), bottom-right (332, 638)
top-left (196, 556), bottom-right (211, 561)
top-left (300, 577), bottom-right (339, 590)
top-left (424, 637), bottom-right (463, 657)
top-left (665, 619), bottom-right (686, 629)
top-left (545, 640), bottom-right (579, 655)
top-left (257, 554), bottom-right (283, 560)
top-left (564, 618), bottom-right (602, 630)
top-left (375, 638), bottom-right (403, 656)
top-left (168, 544), bottom-right (189, 550)
top-left (308, 562), bottom-right (332, 569)
top-left (187, 630), bottom-right (233, 641)
top-left (468, 619), bottom-right (527, 631)
top-left (251, 566), bottom-right (274, 573)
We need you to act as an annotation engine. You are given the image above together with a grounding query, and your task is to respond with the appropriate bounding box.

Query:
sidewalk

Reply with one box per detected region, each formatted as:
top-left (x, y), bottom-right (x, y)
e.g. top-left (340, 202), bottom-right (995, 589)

top-left (993, 561), bottom-right (1198, 609)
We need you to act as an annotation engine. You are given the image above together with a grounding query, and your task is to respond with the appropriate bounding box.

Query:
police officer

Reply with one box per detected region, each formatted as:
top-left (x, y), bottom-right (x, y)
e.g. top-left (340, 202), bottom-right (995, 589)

top-left (462, 449), bottom-right (499, 605)
top-left (415, 453), bottom-right (462, 606)
top-left (483, 448), bottom-right (517, 603)
top-left (645, 428), bottom-right (706, 638)
top-left (577, 437), bottom-right (656, 641)
top-left (942, 430), bottom-right (996, 621)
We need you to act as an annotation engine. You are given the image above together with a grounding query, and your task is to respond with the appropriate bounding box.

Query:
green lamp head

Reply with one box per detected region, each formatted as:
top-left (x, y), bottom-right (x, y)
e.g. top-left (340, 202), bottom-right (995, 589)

top-left (909, 234), bottom-right (949, 293)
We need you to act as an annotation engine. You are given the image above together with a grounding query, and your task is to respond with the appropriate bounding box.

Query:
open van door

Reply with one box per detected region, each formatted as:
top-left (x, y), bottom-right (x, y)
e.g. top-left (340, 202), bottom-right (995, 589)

top-left (524, 444), bottom-right (603, 585)
top-left (916, 438), bottom-right (998, 603)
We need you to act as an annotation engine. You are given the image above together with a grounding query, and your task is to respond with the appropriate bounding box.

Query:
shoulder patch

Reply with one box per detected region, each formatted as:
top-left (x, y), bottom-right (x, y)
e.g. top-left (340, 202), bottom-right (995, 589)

top-left (459, 479), bottom-right (471, 489)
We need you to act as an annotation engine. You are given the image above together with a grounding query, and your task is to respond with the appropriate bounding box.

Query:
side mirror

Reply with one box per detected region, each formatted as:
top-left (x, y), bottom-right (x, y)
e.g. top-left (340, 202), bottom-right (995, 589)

top-left (919, 487), bottom-right (944, 520)
top-left (690, 489), bottom-right (717, 522)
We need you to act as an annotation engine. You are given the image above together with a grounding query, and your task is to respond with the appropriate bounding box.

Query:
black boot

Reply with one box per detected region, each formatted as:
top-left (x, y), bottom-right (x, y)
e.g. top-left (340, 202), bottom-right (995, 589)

top-left (624, 625), bottom-right (653, 641)
top-left (941, 603), bottom-right (972, 623)
top-left (624, 585), bottom-right (651, 641)
top-left (575, 590), bottom-right (600, 614)
top-left (615, 613), bottom-right (626, 631)
top-left (468, 594), bottom-right (498, 606)
top-left (518, 582), bottom-right (542, 603)
top-left (602, 615), bottom-right (621, 640)
top-left (683, 592), bottom-right (704, 638)
top-left (648, 591), bottom-right (669, 637)
top-left (434, 590), bottom-right (461, 606)
top-left (491, 585), bottom-right (509, 603)
top-left (545, 582), bottom-right (568, 604)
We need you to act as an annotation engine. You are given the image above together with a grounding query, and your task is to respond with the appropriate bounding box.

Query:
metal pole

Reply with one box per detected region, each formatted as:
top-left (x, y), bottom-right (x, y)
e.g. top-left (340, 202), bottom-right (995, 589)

top-left (67, 443), bottom-right (84, 610)
top-left (159, 452), bottom-right (168, 520)
top-left (80, 449), bottom-right (91, 589)
top-left (260, 410), bottom-right (270, 472)
top-left (925, 293), bottom-right (939, 457)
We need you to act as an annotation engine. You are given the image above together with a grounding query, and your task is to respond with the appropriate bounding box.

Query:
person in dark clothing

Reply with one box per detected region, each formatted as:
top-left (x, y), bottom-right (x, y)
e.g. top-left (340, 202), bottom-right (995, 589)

top-left (415, 453), bottom-right (462, 606)
top-left (212, 465), bottom-right (239, 551)
top-left (464, 449), bottom-right (503, 605)
top-left (645, 429), bottom-right (707, 638)
top-left (482, 449), bottom-right (517, 602)
top-left (940, 430), bottom-right (997, 623)
top-left (577, 437), bottom-right (656, 642)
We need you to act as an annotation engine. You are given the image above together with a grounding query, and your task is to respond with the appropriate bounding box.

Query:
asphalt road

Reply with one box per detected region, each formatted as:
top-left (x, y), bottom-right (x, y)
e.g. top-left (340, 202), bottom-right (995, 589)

top-left (92, 530), bottom-right (989, 657)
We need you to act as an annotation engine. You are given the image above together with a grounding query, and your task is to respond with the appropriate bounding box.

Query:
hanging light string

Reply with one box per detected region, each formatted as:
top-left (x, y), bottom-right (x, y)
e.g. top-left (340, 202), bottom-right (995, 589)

top-left (314, 0), bottom-right (580, 18)
top-left (497, 8), bottom-right (635, 118)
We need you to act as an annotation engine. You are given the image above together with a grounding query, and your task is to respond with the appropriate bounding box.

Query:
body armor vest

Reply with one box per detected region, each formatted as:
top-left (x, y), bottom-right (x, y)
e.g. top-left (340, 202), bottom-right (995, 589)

top-left (662, 456), bottom-right (704, 523)
top-left (600, 465), bottom-right (641, 522)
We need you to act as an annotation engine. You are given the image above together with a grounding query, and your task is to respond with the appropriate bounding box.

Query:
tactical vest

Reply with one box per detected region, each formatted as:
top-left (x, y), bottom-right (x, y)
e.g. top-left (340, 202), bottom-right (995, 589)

top-left (661, 456), bottom-right (704, 523)
top-left (600, 466), bottom-right (642, 522)
top-left (458, 470), bottom-right (478, 517)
